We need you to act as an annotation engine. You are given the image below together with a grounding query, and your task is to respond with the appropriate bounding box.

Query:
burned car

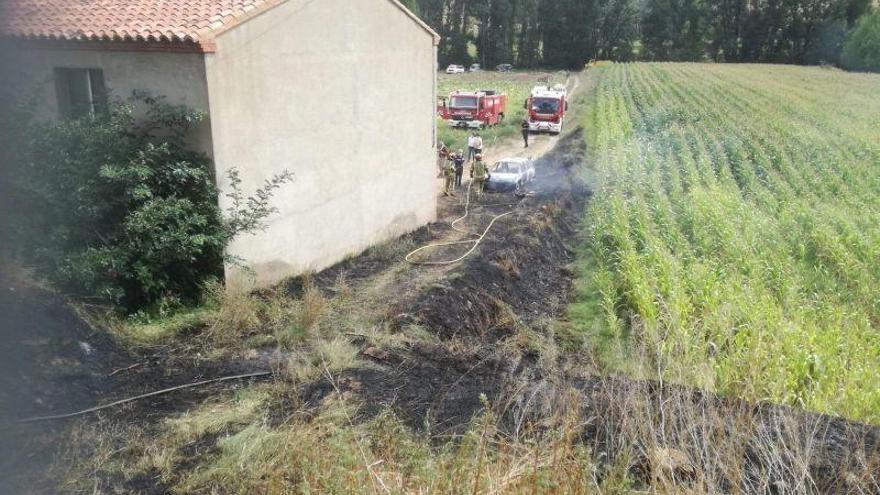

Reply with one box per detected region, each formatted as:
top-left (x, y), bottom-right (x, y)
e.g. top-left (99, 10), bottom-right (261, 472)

top-left (485, 157), bottom-right (535, 193)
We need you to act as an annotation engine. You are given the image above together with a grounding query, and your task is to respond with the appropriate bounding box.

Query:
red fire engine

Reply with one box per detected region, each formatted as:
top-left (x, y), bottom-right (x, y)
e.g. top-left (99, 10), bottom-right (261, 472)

top-left (525, 85), bottom-right (568, 134)
top-left (437, 90), bottom-right (508, 129)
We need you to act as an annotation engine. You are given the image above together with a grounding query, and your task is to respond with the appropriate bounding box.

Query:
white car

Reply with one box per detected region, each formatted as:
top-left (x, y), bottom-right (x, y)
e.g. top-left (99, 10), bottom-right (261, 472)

top-left (445, 64), bottom-right (465, 74)
top-left (485, 158), bottom-right (535, 193)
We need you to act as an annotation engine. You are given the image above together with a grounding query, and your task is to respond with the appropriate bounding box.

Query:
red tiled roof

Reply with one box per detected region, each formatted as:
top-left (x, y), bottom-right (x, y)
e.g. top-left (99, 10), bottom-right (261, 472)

top-left (0, 0), bottom-right (287, 45)
top-left (0, 0), bottom-right (441, 49)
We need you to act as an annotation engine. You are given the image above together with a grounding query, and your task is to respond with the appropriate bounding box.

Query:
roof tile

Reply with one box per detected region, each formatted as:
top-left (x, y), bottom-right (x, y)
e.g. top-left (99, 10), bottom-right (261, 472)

top-left (0, 0), bottom-right (284, 45)
top-left (0, 0), bottom-right (441, 48)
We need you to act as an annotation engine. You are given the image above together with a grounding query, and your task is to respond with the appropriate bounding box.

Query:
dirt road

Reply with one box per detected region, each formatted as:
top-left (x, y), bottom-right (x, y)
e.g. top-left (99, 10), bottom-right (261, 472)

top-left (423, 74), bottom-right (582, 266)
top-left (480, 73), bottom-right (580, 164)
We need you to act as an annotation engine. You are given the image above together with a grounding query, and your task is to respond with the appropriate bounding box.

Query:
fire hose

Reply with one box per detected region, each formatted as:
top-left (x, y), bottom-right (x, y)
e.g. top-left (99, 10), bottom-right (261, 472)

top-left (405, 179), bottom-right (521, 266)
top-left (17, 371), bottom-right (272, 423)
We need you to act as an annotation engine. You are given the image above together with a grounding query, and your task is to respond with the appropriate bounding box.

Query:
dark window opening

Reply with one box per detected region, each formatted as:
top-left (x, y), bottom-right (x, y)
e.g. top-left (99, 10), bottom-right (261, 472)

top-left (54, 68), bottom-right (107, 118)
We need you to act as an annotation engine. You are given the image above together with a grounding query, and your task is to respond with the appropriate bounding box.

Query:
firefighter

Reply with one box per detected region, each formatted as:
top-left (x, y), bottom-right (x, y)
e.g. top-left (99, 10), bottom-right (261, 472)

top-left (521, 119), bottom-right (530, 148)
top-left (453, 149), bottom-right (465, 188)
top-left (471, 153), bottom-right (489, 197)
top-left (443, 157), bottom-right (456, 197)
top-left (437, 141), bottom-right (450, 176)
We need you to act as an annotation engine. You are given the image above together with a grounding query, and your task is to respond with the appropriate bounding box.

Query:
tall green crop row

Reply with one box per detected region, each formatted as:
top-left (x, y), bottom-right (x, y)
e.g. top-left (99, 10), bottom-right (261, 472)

top-left (573, 63), bottom-right (880, 423)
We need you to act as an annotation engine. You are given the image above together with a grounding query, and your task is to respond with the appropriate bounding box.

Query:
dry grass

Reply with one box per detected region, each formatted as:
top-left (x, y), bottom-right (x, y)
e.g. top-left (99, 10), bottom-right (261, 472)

top-left (111, 277), bottom-right (333, 351)
top-left (283, 336), bottom-right (360, 384)
top-left (203, 281), bottom-right (262, 346)
top-left (52, 267), bottom-right (879, 495)
top-left (58, 356), bottom-right (879, 495)
top-left (298, 281), bottom-right (326, 331)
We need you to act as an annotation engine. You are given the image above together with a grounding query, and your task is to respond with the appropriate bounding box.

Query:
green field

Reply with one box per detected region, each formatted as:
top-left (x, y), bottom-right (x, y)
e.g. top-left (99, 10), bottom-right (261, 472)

top-left (572, 63), bottom-right (880, 423)
top-left (436, 71), bottom-right (568, 152)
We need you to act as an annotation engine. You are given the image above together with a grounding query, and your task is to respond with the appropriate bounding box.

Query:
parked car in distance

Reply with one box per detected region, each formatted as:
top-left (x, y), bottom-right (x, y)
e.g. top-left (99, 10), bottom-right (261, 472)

top-left (469, 63), bottom-right (482, 72)
top-left (497, 63), bottom-right (513, 72)
top-left (446, 64), bottom-right (466, 74)
top-left (485, 157), bottom-right (535, 193)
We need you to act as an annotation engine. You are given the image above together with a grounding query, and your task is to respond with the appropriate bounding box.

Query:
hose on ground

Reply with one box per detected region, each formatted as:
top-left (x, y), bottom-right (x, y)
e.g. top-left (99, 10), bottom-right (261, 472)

top-left (18, 371), bottom-right (273, 423)
top-left (405, 179), bottom-right (519, 266)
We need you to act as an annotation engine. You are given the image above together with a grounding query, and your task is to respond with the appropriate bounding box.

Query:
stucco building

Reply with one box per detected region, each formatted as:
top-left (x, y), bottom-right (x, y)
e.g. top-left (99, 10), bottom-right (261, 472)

top-left (0, 0), bottom-right (440, 288)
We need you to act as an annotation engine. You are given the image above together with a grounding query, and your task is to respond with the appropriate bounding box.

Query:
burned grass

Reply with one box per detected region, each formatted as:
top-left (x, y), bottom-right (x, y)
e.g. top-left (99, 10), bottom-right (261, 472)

top-left (575, 376), bottom-right (880, 492)
top-left (400, 128), bottom-right (590, 341)
top-left (0, 274), bottom-right (272, 494)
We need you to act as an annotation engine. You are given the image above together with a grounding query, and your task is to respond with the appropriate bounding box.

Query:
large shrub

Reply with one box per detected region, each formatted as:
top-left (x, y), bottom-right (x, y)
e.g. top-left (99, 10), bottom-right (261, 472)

top-left (4, 93), bottom-right (290, 313)
top-left (841, 10), bottom-right (880, 71)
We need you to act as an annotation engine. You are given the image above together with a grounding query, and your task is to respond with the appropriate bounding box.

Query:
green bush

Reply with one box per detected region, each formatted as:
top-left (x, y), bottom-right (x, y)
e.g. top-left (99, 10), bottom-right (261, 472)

top-left (5, 93), bottom-right (291, 313)
top-left (841, 10), bottom-right (880, 72)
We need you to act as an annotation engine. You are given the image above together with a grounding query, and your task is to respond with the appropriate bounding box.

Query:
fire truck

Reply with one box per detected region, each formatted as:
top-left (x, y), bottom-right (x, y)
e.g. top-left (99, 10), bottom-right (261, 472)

top-left (437, 90), bottom-right (508, 129)
top-left (525, 84), bottom-right (568, 134)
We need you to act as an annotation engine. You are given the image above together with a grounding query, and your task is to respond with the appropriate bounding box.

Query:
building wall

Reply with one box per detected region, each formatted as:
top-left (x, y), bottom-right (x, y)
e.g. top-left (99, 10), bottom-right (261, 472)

top-left (0, 45), bottom-right (213, 155)
top-left (205, 0), bottom-right (437, 288)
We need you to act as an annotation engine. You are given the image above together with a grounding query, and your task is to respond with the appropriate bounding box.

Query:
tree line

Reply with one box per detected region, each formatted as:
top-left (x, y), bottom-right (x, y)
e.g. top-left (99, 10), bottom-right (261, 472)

top-left (401, 0), bottom-right (877, 69)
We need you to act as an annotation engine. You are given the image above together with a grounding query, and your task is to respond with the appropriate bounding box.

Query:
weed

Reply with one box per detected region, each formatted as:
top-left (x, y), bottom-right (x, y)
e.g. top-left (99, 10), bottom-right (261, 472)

top-left (298, 283), bottom-right (326, 330)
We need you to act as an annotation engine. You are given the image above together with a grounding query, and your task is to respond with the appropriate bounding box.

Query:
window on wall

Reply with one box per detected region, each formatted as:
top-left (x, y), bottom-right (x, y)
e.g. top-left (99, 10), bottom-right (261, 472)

top-left (54, 68), bottom-right (107, 118)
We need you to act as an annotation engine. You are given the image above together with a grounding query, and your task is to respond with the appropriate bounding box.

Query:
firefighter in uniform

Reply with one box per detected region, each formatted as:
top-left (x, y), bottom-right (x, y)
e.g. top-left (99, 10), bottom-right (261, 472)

top-left (443, 157), bottom-right (457, 196)
top-left (437, 142), bottom-right (450, 176)
top-left (471, 153), bottom-right (489, 198)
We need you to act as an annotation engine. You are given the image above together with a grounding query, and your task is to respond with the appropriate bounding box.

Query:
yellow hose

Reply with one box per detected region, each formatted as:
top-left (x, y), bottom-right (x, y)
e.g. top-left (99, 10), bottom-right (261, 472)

top-left (405, 179), bottom-right (518, 265)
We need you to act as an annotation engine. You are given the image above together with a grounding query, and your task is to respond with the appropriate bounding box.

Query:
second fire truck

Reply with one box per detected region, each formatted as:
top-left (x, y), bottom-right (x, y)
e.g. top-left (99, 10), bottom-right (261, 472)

top-left (525, 84), bottom-right (568, 134)
top-left (437, 90), bottom-right (508, 129)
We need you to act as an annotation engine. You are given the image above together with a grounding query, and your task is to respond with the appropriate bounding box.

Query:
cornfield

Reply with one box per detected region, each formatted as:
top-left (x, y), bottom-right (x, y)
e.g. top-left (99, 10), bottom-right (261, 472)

top-left (573, 63), bottom-right (880, 423)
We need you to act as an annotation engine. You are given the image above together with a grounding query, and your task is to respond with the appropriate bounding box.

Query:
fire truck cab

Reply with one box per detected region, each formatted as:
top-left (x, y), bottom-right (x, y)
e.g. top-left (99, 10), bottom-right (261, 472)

top-left (525, 85), bottom-right (568, 134)
top-left (437, 90), bottom-right (508, 129)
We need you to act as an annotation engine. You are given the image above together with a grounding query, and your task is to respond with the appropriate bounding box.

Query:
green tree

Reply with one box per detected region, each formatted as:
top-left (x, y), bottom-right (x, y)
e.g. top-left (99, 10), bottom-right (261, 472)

top-left (805, 18), bottom-right (849, 64)
top-left (708, 0), bottom-right (748, 61)
top-left (841, 9), bottom-right (880, 71)
top-left (593, 0), bottom-right (640, 61)
top-left (641, 0), bottom-right (710, 61)
top-left (845, 0), bottom-right (873, 25)
top-left (400, 0), bottom-right (421, 16)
